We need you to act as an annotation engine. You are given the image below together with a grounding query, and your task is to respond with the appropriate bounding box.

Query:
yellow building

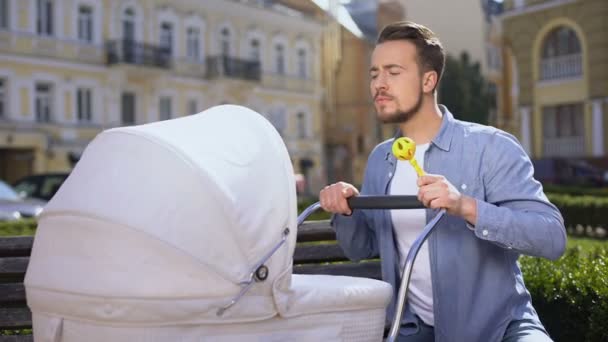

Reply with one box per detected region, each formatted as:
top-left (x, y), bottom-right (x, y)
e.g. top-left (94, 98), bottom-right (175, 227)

top-left (0, 0), bottom-right (326, 192)
top-left (491, 0), bottom-right (608, 162)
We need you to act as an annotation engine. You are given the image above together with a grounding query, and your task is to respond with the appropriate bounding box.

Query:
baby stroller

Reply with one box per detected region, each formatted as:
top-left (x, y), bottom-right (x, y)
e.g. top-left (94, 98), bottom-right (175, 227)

top-left (25, 105), bottom-right (443, 341)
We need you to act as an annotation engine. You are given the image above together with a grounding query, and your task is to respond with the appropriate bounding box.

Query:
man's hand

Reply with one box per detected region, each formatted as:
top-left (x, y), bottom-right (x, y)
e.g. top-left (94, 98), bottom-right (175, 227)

top-left (417, 174), bottom-right (477, 225)
top-left (319, 182), bottom-right (360, 215)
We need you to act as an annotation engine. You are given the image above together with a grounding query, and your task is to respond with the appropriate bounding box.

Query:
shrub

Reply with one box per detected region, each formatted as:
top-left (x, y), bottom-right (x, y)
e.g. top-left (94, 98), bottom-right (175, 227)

top-left (520, 244), bottom-right (608, 341)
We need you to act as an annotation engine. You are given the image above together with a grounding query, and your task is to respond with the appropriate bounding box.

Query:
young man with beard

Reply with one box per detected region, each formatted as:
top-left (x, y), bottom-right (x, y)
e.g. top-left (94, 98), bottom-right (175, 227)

top-left (319, 21), bottom-right (565, 342)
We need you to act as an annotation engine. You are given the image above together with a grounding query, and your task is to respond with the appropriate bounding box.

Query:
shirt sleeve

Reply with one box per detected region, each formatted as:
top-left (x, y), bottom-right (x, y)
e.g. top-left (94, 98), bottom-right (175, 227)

top-left (470, 131), bottom-right (567, 260)
top-left (330, 149), bottom-right (381, 262)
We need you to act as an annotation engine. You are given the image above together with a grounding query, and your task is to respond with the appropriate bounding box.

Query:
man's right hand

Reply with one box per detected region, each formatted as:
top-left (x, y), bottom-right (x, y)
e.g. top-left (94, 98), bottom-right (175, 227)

top-left (319, 182), bottom-right (360, 215)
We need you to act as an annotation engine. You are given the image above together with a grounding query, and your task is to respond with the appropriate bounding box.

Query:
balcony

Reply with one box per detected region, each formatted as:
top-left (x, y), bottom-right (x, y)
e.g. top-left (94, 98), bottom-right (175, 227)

top-left (205, 56), bottom-right (261, 81)
top-left (543, 136), bottom-right (585, 157)
top-left (540, 53), bottom-right (582, 81)
top-left (106, 39), bottom-right (171, 69)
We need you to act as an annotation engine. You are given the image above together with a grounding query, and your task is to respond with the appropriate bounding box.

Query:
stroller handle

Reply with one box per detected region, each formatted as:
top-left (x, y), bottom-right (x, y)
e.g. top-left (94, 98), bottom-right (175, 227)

top-left (347, 195), bottom-right (423, 210)
top-left (296, 195), bottom-right (422, 226)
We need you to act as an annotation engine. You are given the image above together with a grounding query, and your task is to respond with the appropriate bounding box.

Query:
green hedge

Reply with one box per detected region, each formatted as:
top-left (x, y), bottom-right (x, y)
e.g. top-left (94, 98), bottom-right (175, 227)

top-left (543, 184), bottom-right (608, 197)
top-left (0, 219), bottom-right (37, 236)
top-left (547, 193), bottom-right (608, 235)
top-left (520, 242), bottom-right (608, 342)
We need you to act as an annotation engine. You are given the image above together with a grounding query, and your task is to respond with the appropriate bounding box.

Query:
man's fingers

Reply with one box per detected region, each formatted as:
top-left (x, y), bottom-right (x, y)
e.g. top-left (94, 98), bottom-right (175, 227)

top-left (417, 174), bottom-right (443, 187)
top-left (318, 183), bottom-right (359, 215)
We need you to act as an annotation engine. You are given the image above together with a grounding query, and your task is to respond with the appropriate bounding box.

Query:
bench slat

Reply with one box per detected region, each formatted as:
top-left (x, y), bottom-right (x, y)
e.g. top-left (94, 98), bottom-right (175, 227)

top-left (293, 261), bottom-right (381, 279)
top-left (0, 308), bottom-right (32, 329)
top-left (296, 220), bottom-right (335, 242)
top-left (0, 237), bottom-right (33, 258)
top-left (0, 257), bottom-right (28, 282)
top-left (0, 336), bottom-right (34, 342)
top-left (293, 243), bottom-right (349, 263)
top-left (0, 283), bottom-right (26, 305)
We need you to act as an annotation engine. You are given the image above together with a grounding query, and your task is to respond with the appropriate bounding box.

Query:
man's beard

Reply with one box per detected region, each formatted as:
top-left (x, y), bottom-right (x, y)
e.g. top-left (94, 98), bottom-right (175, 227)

top-left (378, 87), bottom-right (424, 124)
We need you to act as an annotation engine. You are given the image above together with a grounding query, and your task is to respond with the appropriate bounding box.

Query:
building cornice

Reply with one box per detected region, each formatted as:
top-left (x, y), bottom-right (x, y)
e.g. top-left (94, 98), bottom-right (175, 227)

top-left (501, 0), bottom-right (577, 20)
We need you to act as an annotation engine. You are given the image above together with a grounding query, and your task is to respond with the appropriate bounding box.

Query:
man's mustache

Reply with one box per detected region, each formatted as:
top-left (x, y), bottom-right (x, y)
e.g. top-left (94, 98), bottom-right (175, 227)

top-left (374, 92), bottom-right (393, 100)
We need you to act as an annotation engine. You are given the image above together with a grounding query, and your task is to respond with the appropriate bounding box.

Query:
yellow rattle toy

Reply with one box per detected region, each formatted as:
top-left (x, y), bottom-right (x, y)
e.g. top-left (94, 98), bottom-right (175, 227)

top-left (392, 137), bottom-right (425, 177)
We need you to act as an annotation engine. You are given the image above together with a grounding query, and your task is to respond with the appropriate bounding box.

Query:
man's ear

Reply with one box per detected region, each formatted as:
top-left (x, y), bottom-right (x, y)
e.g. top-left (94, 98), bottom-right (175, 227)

top-left (422, 70), bottom-right (438, 94)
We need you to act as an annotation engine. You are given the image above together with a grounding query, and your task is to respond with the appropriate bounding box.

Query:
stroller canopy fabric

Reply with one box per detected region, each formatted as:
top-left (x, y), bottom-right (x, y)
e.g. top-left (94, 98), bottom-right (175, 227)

top-left (26, 105), bottom-right (298, 323)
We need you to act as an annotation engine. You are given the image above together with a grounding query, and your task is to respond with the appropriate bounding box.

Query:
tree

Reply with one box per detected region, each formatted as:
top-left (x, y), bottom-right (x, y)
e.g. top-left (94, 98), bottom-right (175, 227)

top-left (439, 52), bottom-right (494, 125)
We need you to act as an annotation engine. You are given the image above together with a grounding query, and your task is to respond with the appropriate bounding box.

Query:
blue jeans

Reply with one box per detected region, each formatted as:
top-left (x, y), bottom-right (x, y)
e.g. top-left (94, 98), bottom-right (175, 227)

top-left (397, 317), bottom-right (553, 342)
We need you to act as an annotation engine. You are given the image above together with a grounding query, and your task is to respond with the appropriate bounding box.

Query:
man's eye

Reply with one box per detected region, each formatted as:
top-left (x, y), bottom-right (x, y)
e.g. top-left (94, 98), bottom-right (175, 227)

top-left (370, 74), bottom-right (378, 79)
top-left (389, 72), bottom-right (400, 76)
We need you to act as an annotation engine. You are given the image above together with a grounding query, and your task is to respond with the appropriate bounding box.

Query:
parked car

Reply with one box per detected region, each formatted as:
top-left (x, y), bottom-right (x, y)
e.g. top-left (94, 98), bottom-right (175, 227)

top-left (0, 180), bottom-right (46, 221)
top-left (13, 172), bottom-right (69, 201)
top-left (532, 158), bottom-right (608, 186)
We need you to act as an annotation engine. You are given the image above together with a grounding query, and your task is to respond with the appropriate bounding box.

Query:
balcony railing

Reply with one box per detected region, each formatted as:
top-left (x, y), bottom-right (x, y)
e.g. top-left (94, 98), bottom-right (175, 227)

top-left (540, 53), bottom-right (582, 81)
top-left (543, 136), bottom-right (585, 157)
top-left (107, 39), bottom-right (171, 69)
top-left (205, 56), bottom-right (261, 81)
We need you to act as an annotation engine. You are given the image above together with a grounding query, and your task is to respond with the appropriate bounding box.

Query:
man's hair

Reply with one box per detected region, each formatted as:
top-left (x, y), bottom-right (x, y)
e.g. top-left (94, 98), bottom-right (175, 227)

top-left (377, 21), bottom-right (445, 88)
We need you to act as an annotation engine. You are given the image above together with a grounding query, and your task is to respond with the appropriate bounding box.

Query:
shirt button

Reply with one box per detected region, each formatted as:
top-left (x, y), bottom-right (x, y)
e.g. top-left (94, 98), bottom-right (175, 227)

top-left (482, 230), bottom-right (489, 237)
top-left (388, 172), bottom-right (392, 177)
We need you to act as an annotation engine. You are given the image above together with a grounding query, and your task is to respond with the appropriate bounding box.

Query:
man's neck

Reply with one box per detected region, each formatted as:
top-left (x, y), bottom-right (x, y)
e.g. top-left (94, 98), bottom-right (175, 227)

top-left (398, 101), bottom-right (443, 145)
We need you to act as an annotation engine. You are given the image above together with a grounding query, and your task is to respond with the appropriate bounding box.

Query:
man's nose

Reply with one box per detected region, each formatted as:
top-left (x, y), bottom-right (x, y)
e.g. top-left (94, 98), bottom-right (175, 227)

top-left (373, 74), bottom-right (388, 92)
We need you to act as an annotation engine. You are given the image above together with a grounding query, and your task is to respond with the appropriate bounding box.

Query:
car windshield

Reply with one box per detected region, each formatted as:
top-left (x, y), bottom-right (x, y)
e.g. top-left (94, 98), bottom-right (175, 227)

top-left (0, 181), bottom-right (21, 201)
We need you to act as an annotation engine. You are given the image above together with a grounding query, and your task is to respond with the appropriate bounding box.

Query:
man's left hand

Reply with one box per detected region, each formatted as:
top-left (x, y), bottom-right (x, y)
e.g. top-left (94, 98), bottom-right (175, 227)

top-left (417, 174), bottom-right (477, 225)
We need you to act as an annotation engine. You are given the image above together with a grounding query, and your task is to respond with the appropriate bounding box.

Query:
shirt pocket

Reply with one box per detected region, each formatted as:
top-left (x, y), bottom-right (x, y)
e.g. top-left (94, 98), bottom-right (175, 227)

top-left (454, 170), bottom-right (484, 200)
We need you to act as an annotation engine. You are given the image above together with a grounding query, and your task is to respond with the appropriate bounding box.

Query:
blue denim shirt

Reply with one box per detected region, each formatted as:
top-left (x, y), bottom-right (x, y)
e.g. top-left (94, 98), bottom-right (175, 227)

top-left (332, 106), bottom-right (566, 342)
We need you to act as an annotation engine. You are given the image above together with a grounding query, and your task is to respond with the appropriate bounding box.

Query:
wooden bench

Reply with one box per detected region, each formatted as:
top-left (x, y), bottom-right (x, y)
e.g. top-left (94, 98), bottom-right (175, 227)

top-left (0, 219), bottom-right (381, 341)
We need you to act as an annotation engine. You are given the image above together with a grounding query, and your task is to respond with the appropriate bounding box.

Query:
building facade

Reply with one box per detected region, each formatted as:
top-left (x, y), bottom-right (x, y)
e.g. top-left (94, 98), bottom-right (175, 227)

top-left (490, 0), bottom-right (608, 163)
top-left (0, 0), bottom-right (326, 192)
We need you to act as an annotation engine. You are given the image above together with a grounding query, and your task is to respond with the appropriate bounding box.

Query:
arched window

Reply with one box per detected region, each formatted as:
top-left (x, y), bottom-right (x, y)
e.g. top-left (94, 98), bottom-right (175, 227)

top-left (122, 8), bottom-right (135, 41)
top-left (275, 44), bottom-right (285, 74)
top-left (297, 112), bottom-right (308, 138)
top-left (297, 48), bottom-right (307, 78)
top-left (540, 26), bottom-right (582, 80)
top-left (220, 27), bottom-right (230, 57)
top-left (249, 39), bottom-right (260, 61)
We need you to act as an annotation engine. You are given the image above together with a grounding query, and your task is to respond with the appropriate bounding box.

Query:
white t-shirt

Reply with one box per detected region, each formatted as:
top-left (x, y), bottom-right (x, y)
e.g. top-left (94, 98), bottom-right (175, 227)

top-left (389, 143), bottom-right (434, 326)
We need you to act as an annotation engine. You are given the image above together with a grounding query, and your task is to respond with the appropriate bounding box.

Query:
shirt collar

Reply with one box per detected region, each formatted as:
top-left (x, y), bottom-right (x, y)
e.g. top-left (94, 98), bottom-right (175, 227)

top-left (390, 104), bottom-right (455, 152)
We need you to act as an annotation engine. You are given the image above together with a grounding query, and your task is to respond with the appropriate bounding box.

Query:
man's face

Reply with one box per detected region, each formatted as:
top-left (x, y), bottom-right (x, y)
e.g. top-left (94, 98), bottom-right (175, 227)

top-left (369, 40), bottom-right (424, 124)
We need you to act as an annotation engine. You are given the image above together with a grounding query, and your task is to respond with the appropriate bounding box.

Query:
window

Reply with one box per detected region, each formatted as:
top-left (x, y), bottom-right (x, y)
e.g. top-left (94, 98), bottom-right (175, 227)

top-left (121, 92), bottom-right (135, 125)
top-left (37, 0), bottom-right (53, 36)
top-left (159, 96), bottom-right (172, 120)
top-left (269, 108), bottom-right (286, 136)
top-left (543, 103), bottom-right (584, 139)
top-left (0, 78), bottom-right (5, 119)
top-left (0, 0), bottom-right (9, 30)
top-left (122, 8), bottom-right (135, 41)
top-left (160, 22), bottom-right (173, 55)
top-left (35, 83), bottom-right (52, 123)
top-left (186, 27), bottom-right (200, 61)
top-left (249, 39), bottom-right (260, 61)
top-left (275, 44), bottom-right (285, 74)
top-left (297, 112), bottom-right (308, 138)
top-left (540, 27), bottom-right (582, 80)
top-left (220, 27), bottom-right (230, 56)
top-left (542, 103), bottom-right (585, 157)
top-left (297, 48), bottom-right (307, 78)
top-left (188, 99), bottom-right (197, 115)
top-left (76, 88), bottom-right (92, 123)
top-left (77, 5), bottom-right (93, 42)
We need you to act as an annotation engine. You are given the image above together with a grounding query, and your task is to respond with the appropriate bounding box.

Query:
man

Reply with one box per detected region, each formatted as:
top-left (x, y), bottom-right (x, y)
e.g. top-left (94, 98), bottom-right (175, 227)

top-left (319, 21), bottom-right (566, 342)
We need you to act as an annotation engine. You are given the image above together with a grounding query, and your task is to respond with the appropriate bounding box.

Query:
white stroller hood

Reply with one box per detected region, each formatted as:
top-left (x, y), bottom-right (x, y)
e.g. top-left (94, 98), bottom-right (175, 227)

top-left (25, 105), bottom-right (392, 342)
